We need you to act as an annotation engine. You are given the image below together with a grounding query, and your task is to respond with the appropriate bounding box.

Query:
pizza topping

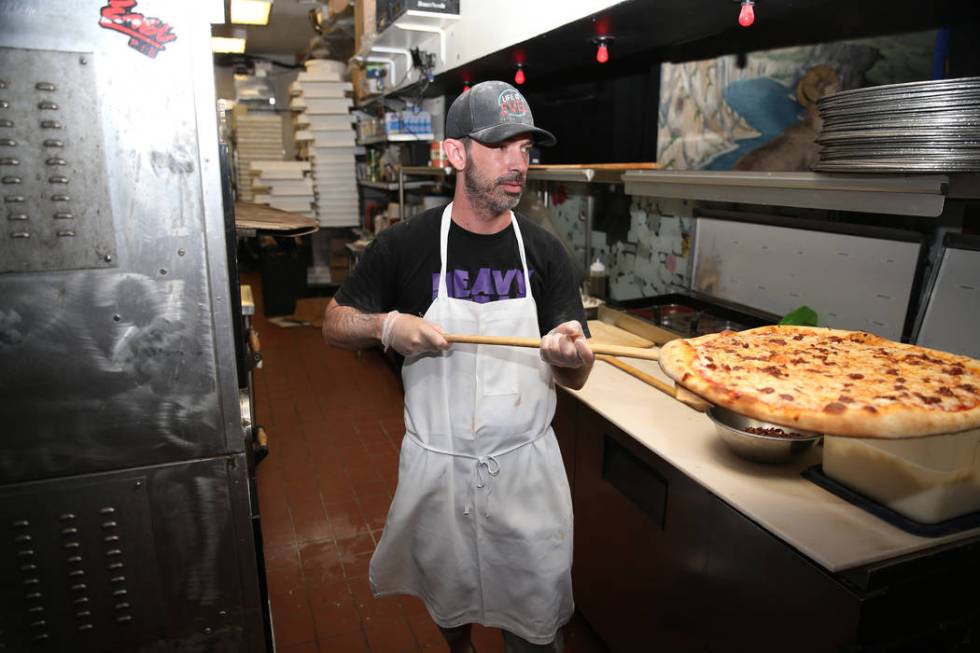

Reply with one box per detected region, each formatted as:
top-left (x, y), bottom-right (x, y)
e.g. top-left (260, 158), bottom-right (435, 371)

top-left (793, 334), bottom-right (805, 341)
top-left (761, 366), bottom-right (785, 378)
top-left (848, 373), bottom-right (864, 380)
top-left (824, 402), bottom-right (847, 414)
top-left (759, 387), bottom-right (775, 394)
top-left (960, 384), bottom-right (977, 394)
top-left (896, 377), bottom-right (906, 383)
top-left (946, 366), bottom-right (965, 376)
top-left (885, 368), bottom-right (899, 375)
top-left (770, 338), bottom-right (787, 345)
top-left (863, 406), bottom-right (878, 413)
top-left (838, 395), bottom-right (855, 404)
top-left (938, 386), bottom-right (954, 397)
top-left (790, 357), bottom-right (805, 365)
top-left (780, 393), bottom-right (795, 401)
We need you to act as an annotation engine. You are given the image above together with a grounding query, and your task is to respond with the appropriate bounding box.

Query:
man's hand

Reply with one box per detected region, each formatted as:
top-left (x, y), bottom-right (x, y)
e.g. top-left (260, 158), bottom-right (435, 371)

top-left (381, 311), bottom-right (450, 357)
top-left (539, 321), bottom-right (594, 369)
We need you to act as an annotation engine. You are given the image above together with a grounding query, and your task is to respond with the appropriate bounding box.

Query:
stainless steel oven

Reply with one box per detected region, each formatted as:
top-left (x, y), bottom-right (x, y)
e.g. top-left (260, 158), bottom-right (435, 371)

top-left (0, 2), bottom-right (269, 650)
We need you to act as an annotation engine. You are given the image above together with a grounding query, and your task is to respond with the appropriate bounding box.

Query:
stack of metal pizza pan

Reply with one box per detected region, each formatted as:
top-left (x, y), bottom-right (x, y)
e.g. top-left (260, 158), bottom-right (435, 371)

top-left (813, 76), bottom-right (980, 173)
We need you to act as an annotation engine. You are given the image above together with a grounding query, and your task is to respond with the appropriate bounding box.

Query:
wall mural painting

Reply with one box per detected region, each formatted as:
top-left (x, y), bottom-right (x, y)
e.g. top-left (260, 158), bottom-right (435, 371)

top-left (541, 32), bottom-right (936, 302)
top-left (657, 31), bottom-right (936, 171)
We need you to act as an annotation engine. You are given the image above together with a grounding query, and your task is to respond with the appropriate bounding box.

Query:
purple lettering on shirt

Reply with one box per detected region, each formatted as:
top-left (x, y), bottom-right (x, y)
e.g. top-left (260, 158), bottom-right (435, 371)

top-left (493, 269), bottom-right (519, 297)
top-left (452, 269), bottom-right (471, 298)
top-left (431, 268), bottom-right (535, 302)
top-left (471, 268), bottom-right (493, 303)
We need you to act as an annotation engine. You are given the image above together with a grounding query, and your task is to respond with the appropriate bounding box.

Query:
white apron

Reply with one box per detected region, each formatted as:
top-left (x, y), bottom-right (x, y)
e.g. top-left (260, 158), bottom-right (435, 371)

top-left (369, 203), bottom-right (574, 644)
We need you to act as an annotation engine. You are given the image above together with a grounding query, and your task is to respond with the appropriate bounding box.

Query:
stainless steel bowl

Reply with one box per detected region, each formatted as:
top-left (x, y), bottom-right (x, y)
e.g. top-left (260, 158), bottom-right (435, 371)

top-left (706, 406), bottom-right (822, 464)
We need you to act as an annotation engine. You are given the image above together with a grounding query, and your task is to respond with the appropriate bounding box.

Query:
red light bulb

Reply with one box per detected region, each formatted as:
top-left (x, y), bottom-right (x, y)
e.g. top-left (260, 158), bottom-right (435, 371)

top-left (596, 42), bottom-right (609, 64)
top-left (463, 81), bottom-right (471, 92)
top-left (738, 0), bottom-right (755, 27)
top-left (514, 67), bottom-right (525, 85)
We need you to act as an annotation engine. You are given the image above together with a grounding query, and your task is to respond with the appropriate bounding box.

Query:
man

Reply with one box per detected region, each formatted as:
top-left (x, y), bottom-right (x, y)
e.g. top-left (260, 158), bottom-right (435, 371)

top-left (322, 80), bottom-right (593, 653)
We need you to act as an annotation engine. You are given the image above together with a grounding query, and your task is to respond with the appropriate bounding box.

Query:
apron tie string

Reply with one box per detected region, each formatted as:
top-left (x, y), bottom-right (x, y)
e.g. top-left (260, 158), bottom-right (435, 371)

top-left (405, 430), bottom-right (547, 518)
top-left (475, 455), bottom-right (500, 489)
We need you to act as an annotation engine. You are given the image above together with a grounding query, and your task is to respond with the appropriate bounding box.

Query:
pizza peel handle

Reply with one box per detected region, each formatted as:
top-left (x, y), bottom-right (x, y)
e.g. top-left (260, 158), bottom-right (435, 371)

top-left (597, 355), bottom-right (711, 412)
top-left (443, 334), bottom-right (661, 362)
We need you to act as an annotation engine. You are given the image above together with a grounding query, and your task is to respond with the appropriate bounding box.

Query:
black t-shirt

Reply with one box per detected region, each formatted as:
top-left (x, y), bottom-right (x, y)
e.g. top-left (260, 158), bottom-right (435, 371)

top-left (335, 204), bottom-right (589, 337)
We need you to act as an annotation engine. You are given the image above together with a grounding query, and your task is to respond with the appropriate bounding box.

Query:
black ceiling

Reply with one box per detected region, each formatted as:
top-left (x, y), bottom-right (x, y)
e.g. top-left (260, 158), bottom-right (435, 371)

top-left (425, 0), bottom-right (980, 98)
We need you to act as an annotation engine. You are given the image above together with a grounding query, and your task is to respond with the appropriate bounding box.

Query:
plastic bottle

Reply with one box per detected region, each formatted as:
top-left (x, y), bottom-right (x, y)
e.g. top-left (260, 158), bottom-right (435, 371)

top-left (588, 257), bottom-right (608, 300)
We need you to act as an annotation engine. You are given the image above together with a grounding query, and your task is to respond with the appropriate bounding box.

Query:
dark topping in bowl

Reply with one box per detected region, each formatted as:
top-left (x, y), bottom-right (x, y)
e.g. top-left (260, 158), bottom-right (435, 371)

top-left (743, 425), bottom-right (810, 438)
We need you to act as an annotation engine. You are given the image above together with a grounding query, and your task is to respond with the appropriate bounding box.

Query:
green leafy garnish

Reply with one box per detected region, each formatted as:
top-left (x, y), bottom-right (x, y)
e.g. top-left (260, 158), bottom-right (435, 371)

top-left (779, 305), bottom-right (819, 327)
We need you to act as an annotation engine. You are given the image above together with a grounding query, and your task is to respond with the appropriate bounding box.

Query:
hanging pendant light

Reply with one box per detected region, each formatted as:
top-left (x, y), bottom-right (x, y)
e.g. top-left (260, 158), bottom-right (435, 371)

top-left (738, 0), bottom-right (756, 27)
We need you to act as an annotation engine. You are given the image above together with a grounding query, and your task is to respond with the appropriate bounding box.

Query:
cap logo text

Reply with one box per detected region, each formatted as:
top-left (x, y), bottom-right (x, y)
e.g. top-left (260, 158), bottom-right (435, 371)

top-left (498, 90), bottom-right (529, 121)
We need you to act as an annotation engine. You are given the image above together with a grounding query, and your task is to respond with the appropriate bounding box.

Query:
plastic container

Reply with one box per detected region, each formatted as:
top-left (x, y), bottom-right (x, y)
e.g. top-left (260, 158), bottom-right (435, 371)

top-left (588, 257), bottom-right (608, 300)
top-left (823, 429), bottom-right (980, 523)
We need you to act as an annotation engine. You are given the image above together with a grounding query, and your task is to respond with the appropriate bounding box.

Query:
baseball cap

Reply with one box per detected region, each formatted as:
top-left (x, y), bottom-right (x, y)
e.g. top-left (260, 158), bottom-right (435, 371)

top-left (446, 81), bottom-right (557, 147)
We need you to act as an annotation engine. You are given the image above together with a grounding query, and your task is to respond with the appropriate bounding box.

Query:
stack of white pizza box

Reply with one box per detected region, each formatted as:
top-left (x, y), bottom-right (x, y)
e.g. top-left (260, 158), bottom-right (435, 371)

top-left (232, 109), bottom-right (285, 202)
top-left (249, 160), bottom-right (315, 217)
top-left (289, 60), bottom-right (359, 228)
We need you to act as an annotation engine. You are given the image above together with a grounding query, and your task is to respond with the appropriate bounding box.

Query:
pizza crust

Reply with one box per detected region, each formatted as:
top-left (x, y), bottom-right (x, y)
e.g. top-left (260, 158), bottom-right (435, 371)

top-left (659, 326), bottom-right (980, 438)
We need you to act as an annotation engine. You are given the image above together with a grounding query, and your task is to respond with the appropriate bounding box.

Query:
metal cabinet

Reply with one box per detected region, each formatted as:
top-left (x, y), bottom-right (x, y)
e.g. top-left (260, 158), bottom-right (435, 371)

top-left (561, 397), bottom-right (980, 653)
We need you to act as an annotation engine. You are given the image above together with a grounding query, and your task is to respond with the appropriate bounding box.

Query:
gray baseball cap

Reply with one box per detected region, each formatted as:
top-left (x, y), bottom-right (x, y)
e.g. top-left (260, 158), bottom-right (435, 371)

top-left (446, 81), bottom-right (557, 147)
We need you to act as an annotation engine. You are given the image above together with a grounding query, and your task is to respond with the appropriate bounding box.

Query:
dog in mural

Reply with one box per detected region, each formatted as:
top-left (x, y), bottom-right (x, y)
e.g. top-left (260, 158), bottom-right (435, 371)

top-left (733, 65), bottom-right (841, 171)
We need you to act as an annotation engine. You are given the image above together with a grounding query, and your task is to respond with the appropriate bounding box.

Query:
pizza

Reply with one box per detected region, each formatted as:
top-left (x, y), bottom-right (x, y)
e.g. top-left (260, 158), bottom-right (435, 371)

top-left (659, 325), bottom-right (980, 438)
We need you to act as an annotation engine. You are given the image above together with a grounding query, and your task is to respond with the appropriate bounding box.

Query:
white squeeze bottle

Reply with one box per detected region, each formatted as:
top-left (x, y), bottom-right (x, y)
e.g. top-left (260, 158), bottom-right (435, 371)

top-left (588, 257), bottom-right (608, 300)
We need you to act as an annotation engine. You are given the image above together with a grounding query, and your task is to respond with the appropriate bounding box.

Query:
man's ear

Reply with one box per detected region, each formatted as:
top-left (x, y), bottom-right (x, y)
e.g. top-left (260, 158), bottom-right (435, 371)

top-left (443, 138), bottom-right (467, 171)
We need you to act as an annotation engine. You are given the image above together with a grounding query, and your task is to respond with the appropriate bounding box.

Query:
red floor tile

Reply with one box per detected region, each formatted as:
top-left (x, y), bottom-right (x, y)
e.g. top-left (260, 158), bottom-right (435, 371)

top-left (317, 631), bottom-right (372, 653)
top-left (312, 599), bottom-right (363, 639)
top-left (363, 618), bottom-right (417, 653)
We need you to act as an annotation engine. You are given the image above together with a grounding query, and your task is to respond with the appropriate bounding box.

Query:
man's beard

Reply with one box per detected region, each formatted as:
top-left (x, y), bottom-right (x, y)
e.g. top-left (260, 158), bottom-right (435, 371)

top-left (463, 156), bottom-right (525, 217)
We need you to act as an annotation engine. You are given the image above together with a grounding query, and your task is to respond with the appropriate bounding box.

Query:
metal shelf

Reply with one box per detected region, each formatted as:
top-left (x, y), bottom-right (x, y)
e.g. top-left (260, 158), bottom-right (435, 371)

top-left (357, 133), bottom-right (434, 146)
top-left (352, 9), bottom-right (460, 99)
top-left (358, 179), bottom-right (433, 191)
top-left (400, 165), bottom-right (454, 177)
top-left (623, 170), bottom-right (954, 217)
top-left (527, 169), bottom-right (594, 183)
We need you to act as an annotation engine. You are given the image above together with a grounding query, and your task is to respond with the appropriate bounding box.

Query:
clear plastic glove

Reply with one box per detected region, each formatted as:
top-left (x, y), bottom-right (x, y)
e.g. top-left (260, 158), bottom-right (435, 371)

top-left (539, 320), bottom-right (594, 369)
top-left (380, 311), bottom-right (450, 357)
